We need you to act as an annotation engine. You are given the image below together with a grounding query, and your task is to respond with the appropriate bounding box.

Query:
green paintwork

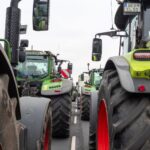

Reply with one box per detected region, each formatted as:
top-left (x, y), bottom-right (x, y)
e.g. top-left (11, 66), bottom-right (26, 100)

top-left (84, 85), bottom-right (96, 93)
top-left (17, 50), bottom-right (62, 93)
top-left (42, 79), bottom-right (62, 91)
top-left (82, 69), bottom-right (103, 94)
top-left (0, 39), bottom-right (12, 61)
top-left (124, 49), bottom-right (150, 79)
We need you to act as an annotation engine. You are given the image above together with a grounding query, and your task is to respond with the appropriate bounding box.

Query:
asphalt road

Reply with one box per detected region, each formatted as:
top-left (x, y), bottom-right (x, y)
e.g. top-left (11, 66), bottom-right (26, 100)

top-left (51, 102), bottom-right (89, 150)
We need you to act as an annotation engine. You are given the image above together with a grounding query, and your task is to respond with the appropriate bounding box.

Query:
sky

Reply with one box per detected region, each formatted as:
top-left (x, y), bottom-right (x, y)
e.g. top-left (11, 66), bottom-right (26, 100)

top-left (0, 0), bottom-right (120, 82)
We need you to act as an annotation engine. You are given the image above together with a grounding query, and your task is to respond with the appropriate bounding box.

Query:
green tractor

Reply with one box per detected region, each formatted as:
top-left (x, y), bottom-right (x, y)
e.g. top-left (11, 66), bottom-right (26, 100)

top-left (17, 50), bottom-right (73, 138)
top-left (89, 0), bottom-right (150, 150)
top-left (0, 0), bottom-right (52, 150)
top-left (80, 68), bottom-right (103, 121)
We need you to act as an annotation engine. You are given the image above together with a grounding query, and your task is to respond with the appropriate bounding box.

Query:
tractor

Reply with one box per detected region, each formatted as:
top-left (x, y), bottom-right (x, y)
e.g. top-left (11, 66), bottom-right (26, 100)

top-left (80, 68), bottom-right (103, 121)
top-left (0, 0), bottom-right (52, 150)
top-left (89, 0), bottom-right (150, 150)
top-left (17, 50), bottom-right (73, 138)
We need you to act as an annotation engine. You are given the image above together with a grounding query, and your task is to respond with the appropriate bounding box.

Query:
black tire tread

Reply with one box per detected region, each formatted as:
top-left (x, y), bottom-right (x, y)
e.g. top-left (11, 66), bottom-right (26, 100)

top-left (100, 69), bottom-right (150, 150)
top-left (81, 95), bottom-right (90, 121)
top-left (51, 94), bottom-right (71, 138)
top-left (89, 131), bottom-right (96, 150)
top-left (89, 92), bottom-right (98, 150)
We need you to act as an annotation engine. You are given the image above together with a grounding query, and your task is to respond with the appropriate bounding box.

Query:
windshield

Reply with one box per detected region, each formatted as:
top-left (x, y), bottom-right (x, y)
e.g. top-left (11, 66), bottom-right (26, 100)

top-left (17, 55), bottom-right (48, 78)
top-left (94, 72), bottom-right (101, 85)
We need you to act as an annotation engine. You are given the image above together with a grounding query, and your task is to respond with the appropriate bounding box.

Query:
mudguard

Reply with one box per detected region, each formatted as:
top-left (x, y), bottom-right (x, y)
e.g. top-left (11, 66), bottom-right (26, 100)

top-left (0, 45), bottom-right (20, 119)
top-left (41, 78), bottom-right (73, 96)
top-left (19, 97), bottom-right (51, 150)
top-left (105, 56), bottom-right (150, 93)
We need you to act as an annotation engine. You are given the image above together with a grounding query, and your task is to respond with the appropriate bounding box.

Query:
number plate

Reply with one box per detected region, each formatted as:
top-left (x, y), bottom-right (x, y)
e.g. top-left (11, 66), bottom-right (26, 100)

top-left (123, 2), bottom-right (141, 15)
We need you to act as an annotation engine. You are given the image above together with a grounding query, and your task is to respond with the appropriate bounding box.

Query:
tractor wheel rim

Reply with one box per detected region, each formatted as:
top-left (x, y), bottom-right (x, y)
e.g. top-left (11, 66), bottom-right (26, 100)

top-left (44, 125), bottom-right (50, 150)
top-left (97, 100), bottom-right (110, 150)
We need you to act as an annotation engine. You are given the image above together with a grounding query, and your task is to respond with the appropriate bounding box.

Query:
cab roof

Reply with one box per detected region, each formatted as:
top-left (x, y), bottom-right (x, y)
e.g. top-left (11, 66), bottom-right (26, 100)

top-left (25, 50), bottom-right (56, 57)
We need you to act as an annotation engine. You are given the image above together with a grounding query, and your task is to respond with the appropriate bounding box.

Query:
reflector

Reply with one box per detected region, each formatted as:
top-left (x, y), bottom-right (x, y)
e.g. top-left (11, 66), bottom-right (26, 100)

top-left (85, 85), bottom-right (91, 88)
top-left (52, 78), bottom-right (62, 82)
top-left (133, 51), bottom-right (150, 60)
top-left (138, 85), bottom-right (146, 92)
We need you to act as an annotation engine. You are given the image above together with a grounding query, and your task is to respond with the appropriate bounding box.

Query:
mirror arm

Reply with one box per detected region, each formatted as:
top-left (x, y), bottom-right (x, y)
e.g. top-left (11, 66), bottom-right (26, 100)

top-left (95, 30), bottom-right (128, 38)
top-left (95, 30), bottom-right (119, 38)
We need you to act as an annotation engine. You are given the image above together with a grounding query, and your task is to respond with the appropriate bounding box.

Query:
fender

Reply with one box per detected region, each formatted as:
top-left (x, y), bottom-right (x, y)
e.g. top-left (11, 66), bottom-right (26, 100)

top-left (61, 78), bottom-right (73, 93)
top-left (19, 97), bottom-right (51, 150)
top-left (105, 56), bottom-right (150, 93)
top-left (41, 78), bottom-right (73, 96)
top-left (0, 45), bottom-right (20, 119)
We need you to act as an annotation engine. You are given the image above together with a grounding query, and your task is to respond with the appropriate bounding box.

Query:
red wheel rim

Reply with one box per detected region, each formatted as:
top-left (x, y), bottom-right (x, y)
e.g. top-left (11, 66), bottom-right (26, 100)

top-left (97, 100), bottom-right (110, 150)
top-left (44, 125), bottom-right (50, 150)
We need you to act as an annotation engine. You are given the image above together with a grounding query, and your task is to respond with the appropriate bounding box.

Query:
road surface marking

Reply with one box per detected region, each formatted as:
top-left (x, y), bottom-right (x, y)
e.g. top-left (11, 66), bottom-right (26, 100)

top-left (74, 116), bottom-right (77, 124)
top-left (75, 109), bottom-right (78, 113)
top-left (71, 136), bottom-right (76, 150)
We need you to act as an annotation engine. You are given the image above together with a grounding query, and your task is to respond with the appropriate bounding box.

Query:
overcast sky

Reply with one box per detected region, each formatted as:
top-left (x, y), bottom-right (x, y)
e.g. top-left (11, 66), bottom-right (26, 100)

top-left (0, 0), bottom-right (119, 82)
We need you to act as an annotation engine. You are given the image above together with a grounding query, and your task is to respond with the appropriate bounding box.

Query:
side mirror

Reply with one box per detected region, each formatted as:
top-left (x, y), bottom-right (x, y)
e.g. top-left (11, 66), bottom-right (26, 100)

top-left (20, 40), bottom-right (29, 48)
top-left (68, 63), bottom-right (73, 74)
top-left (92, 38), bottom-right (102, 61)
top-left (33, 0), bottom-right (50, 31)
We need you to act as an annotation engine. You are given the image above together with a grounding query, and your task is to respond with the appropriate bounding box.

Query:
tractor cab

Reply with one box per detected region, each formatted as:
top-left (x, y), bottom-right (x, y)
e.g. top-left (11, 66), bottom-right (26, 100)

top-left (92, 0), bottom-right (150, 58)
top-left (88, 69), bottom-right (103, 90)
top-left (17, 51), bottom-right (49, 79)
top-left (17, 50), bottom-right (73, 98)
top-left (17, 50), bottom-right (58, 96)
top-left (92, 0), bottom-right (150, 90)
top-left (82, 69), bottom-right (103, 94)
top-left (17, 50), bottom-right (57, 79)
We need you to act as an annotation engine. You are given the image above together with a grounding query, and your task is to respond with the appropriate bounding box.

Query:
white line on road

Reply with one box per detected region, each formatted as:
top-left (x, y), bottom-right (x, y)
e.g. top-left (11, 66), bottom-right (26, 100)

top-left (74, 116), bottom-right (77, 124)
top-left (75, 109), bottom-right (78, 113)
top-left (71, 136), bottom-right (76, 150)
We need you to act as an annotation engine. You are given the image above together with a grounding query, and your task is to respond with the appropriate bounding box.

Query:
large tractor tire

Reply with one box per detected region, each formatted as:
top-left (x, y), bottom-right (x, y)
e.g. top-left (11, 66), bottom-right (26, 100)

top-left (20, 97), bottom-right (52, 150)
top-left (81, 95), bottom-right (90, 121)
top-left (97, 69), bottom-right (150, 150)
top-left (89, 92), bottom-right (98, 150)
top-left (51, 94), bottom-right (71, 138)
top-left (0, 74), bottom-right (19, 150)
